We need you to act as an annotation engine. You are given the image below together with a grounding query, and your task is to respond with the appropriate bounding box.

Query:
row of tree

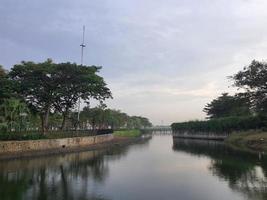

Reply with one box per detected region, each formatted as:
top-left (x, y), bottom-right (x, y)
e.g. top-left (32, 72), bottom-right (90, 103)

top-left (204, 60), bottom-right (267, 118)
top-left (0, 59), bottom-right (152, 134)
top-left (80, 106), bottom-right (152, 130)
top-left (172, 60), bottom-right (267, 133)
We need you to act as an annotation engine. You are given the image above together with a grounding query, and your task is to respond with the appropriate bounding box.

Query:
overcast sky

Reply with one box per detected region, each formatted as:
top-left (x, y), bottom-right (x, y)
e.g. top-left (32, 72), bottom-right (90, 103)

top-left (1, 0), bottom-right (267, 125)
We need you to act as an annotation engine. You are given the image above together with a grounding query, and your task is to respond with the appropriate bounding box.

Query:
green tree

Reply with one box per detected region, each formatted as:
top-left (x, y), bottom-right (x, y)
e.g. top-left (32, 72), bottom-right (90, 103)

top-left (80, 106), bottom-right (107, 130)
top-left (80, 107), bottom-right (152, 130)
top-left (9, 59), bottom-right (57, 133)
top-left (203, 93), bottom-right (251, 119)
top-left (0, 98), bottom-right (29, 132)
top-left (0, 65), bottom-right (13, 104)
top-left (231, 60), bottom-right (267, 114)
top-left (53, 63), bottom-right (111, 130)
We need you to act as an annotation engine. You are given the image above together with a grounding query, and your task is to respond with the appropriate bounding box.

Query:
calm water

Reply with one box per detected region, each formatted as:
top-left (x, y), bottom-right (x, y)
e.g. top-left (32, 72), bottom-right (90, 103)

top-left (1, 135), bottom-right (267, 200)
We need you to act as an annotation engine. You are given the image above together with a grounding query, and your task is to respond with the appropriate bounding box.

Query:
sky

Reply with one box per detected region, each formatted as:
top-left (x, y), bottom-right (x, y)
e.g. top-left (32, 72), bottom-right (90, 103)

top-left (1, 0), bottom-right (267, 125)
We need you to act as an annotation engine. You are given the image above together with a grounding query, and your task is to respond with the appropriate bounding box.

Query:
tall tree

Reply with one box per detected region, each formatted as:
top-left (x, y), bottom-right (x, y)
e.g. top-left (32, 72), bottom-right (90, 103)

top-left (203, 93), bottom-right (251, 119)
top-left (231, 60), bottom-right (267, 114)
top-left (9, 59), bottom-right (57, 133)
top-left (53, 63), bottom-right (112, 130)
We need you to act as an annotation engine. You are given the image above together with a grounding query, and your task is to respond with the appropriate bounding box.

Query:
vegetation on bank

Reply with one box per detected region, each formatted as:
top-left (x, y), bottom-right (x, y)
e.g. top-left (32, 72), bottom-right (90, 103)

top-left (113, 130), bottom-right (142, 137)
top-left (80, 107), bottom-right (152, 130)
top-left (0, 129), bottom-right (113, 141)
top-left (172, 60), bottom-right (267, 135)
top-left (172, 115), bottom-right (266, 134)
top-left (0, 59), bottom-right (152, 139)
top-left (226, 131), bottom-right (267, 152)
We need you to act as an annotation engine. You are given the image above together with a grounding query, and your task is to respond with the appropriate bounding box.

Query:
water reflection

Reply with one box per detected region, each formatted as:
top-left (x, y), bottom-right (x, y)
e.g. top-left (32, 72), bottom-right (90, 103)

top-left (173, 138), bottom-right (267, 200)
top-left (0, 137), bottom-right (151, 200)
top-left (2, 135), bottom-right (267, 200)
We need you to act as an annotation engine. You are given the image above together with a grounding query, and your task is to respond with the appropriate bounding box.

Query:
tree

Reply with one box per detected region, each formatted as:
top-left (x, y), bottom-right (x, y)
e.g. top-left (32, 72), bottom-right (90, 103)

top-left (203, 93), bottom-right (251, 119)
top-left (0, 65), bottom-right (13, 104)
top-left (9, 59), bottom-right (57, 133)
top-left (80, 106), bottom-right (152, 130)
top-left (231, 60), bottom-right (267, 114)
top-left (0, 98), bottom-right (29, 132)
top-left (53, 63), bottom-right (111, 130)
top-left (80, 106), bottom-right (107, 130)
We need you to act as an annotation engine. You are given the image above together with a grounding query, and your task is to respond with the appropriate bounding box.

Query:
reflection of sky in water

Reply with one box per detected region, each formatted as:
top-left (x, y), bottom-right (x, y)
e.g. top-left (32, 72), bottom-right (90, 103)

top-left (1, 135), bottom-right (267, 200)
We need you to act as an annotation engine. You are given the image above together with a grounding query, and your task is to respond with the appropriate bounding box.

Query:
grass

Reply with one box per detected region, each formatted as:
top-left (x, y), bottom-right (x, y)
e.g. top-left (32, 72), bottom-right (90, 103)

top-left (226, 130), bottom-right (267, 152)
top-left (113, 129), bottom-right (142, 137)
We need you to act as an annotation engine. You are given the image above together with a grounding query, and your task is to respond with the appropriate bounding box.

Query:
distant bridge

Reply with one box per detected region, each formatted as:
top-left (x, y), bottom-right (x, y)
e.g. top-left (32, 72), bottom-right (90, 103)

top-left (143, 126), bottom-right (172, 134)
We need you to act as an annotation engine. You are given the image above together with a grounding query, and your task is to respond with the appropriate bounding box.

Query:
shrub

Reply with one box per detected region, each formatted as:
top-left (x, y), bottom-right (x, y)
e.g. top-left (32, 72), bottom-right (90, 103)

top-left (171, 115), bottom-right (266, 134)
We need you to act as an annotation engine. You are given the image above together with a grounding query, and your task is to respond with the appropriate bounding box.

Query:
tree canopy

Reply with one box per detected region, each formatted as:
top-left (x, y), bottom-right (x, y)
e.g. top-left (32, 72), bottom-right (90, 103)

top-left (9, 59), bottom-right (112, 133)
top-left (231, 60), bottom-right (267, 114)
top-left (80, 106), bottom-right (152, 130)
top-left (203, 93), bottom-right (251, 119)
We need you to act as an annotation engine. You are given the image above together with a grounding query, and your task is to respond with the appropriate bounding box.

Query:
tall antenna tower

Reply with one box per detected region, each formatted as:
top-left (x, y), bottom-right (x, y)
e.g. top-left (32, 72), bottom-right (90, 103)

top-left (80, 25), bottom-right (86, 65)
top-left (77, 25), bottom-right (86, 124)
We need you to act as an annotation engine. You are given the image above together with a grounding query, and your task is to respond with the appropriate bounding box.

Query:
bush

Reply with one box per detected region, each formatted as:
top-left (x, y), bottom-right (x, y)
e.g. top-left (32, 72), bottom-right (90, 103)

top-left (171, 115), bottom-right (266, 134)
top-left (0, 132), bottom-right (46, 141)
top-left (0, 129), bottom-right (114, 141)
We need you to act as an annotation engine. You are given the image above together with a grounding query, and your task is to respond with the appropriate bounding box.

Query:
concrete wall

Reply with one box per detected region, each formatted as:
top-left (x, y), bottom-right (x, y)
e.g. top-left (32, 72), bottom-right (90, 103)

top-left (173, 132), bottom-right (228, 141)
top-left (0, 134), bottom-right (113, 154)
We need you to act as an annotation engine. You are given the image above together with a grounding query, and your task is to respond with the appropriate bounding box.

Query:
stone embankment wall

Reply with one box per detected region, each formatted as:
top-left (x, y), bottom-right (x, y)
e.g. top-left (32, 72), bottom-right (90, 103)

top-left (0, 134), bottom-right (113, 154)
top-left (173, 132), bottom-right (228, 141)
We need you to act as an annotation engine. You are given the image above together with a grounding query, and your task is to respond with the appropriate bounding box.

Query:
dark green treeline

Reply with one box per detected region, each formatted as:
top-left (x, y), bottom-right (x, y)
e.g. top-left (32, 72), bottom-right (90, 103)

top-left (172, 60), bottom-right (267, 134)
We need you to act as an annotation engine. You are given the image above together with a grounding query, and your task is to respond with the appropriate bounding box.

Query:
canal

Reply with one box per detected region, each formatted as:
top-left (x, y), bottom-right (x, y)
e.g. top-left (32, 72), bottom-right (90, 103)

top-left (0, 135), bottom-right (267, 200)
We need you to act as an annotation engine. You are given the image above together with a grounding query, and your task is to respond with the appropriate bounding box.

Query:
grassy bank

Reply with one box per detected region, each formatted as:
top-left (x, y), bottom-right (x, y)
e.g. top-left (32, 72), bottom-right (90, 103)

top-left (113, 129), bottom-right (142, 137)
top-left (226, 130), bottom-right (267, 152)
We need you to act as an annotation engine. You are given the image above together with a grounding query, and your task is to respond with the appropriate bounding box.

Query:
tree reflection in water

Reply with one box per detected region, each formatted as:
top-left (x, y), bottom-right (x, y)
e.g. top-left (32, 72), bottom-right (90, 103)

top-left (0, 138), bottom-right (151, 200)
top-left (172, 138), bottom-right (267, 200)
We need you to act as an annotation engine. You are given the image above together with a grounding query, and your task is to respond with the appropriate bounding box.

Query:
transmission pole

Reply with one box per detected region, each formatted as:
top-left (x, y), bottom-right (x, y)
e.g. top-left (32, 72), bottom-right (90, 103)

top-left (77, 25), bottom-right (86, 124)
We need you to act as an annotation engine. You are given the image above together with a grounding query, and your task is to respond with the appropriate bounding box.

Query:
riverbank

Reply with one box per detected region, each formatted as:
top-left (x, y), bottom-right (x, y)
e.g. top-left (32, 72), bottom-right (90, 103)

top-left (225, 130), bottom-right (267, 152)
top-left (0, 130), bottom-right (146, 160)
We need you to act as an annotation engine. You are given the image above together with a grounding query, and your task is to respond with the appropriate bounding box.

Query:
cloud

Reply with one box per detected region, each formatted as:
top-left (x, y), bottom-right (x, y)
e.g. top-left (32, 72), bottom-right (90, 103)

top-left (1, 0), bottom-right (267, 124)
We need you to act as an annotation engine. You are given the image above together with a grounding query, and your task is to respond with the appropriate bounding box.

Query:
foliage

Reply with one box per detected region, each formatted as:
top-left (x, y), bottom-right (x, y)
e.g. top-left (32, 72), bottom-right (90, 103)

top-left (0, 132), bottom-right (46, 141)
top-left (113, 129), bottom-right (141, 137)
top-left (0, 65), bottom-right (13, 104)
top-left (0, 129), bottom-right (113, 141)
top-left (171, 115), bottom-right (266, 134)
top-left (203, 93), bottom-right (251, 119)
top-left (9, 59), bottom-right (57, 132)
top-left (0, 59), bottom-right (151, 140)
top-left (9, 59), bottom-right (112, 133)
top-left (126, 116), bottom-right (152, 129)
top-left (53, 63), bottom-right (112, 129)
top-left (80, 106), bottom-right (152, 130)
top-left (0, 98), bottom-right (29, 133)
top-left (174, 60), bottom-right (267, 135)
top-left (231, 60), bottom-right (267, 114)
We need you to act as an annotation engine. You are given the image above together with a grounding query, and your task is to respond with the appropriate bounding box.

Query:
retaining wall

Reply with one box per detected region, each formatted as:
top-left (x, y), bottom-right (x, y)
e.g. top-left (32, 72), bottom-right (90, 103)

top-left (0, 134), bottom-right (113, 154)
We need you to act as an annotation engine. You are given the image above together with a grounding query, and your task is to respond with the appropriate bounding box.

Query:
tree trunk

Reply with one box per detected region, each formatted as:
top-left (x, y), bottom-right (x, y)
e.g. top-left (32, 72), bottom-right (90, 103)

top-left (61, 111), bottom-right (68, 130)
top-left (41, 106), bottom-right (50, 134)
top-left (44, 108), bottom-right (49, 132)
top-left (41, 115), bottom-right (45, 134)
